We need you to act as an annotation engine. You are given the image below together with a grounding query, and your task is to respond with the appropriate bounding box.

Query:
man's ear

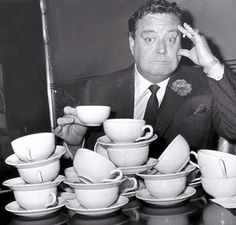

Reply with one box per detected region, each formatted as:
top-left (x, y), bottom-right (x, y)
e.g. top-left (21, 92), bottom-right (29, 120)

top-left (129, 35), bottom-right (134, 56)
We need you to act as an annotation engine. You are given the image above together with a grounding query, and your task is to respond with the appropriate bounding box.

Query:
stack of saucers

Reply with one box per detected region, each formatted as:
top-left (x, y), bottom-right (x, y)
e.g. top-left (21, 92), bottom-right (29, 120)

top-left (64, 148), bottom-right (129, 216)
top-left (3, 132), bottom-right (66, 217)
top-left (191, 149), bottom-right (236, 199)
top-left (135, 134), bottom-right (198, 206)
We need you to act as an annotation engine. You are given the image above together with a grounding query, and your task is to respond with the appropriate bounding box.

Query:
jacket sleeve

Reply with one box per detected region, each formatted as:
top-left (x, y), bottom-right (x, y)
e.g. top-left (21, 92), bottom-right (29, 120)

top-left (208, 67), bottom-right (236, 142)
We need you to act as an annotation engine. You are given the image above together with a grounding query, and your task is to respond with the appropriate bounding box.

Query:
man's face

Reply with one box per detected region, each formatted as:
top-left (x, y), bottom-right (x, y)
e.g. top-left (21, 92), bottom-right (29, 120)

top-left (129, 13), bottom-right (182, 83)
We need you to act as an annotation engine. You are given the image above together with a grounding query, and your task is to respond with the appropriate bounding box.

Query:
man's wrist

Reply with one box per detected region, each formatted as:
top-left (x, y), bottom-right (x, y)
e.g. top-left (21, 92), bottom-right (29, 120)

top-left (63, 139), bottom-right (85, 159)
top-left (203, 58), bottom-right (224, 81)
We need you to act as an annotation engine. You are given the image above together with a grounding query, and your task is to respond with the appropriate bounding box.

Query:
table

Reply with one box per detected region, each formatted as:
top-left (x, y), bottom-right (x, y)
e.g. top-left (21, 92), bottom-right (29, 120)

top-left (2, 186), bottom-right (236, 225)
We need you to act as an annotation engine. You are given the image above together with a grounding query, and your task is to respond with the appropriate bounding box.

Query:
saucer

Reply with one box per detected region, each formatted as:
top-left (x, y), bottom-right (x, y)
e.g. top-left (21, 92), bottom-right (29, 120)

top-left (5, 197), bottom-right (66, 218)
top-left (118, 158), bottom-right (158, 175)
top-left (5, 145), bottom-right (66, 168)
top-left (97, 134), bottom-right (158, 149)
top-left (189, 177), bottom-right (201, 188)
top-left (137, 164), bottom-right (196, 179)
top-left (3, 175), bottom-right (65, 191)
top-left (121, 190), bottom-right (137, 198)
top-left (136, 187), bottom-right (196, 206)
top-left (66, 196), bottom-right (129, 216)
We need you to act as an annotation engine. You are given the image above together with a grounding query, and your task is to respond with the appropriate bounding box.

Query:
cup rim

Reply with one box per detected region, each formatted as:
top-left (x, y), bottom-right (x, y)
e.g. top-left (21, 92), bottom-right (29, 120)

top-left (104, 118), bottom-right (145, 124)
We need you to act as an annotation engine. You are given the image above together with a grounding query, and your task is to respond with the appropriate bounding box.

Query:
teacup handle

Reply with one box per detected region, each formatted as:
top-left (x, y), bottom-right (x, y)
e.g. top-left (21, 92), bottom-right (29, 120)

top-left (36, 170), bottom-right (44, 183)
top-left (45, 192), bottom-right (57, 208)
top-left (122, 177), bottom-right (138, 193)
top-left (136, 125), bottom-right (154, 142)
top-left (189, 151), bottom-right (199, 168)
top-left (102, 168), bottom-right (123, 183)
top-left (219, 159), bottom-right (228, 178)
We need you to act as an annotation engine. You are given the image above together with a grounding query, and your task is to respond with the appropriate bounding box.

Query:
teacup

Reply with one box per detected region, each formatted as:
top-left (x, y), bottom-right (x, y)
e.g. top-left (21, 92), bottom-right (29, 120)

top-left (155, 135), bottom-right (190, 174)
top-left (3, 176), bottom-right (64, 210)
top-left (11, 132), bottom-right (55, 162)
top-left (18, 159), bottom-right (60, 184)
top-left (106, 146), bottom-right (149, 167)
top-left (190, 150), bottom-right (236, 178)
top-left (76, 105), bottom-right (111, 126)
top-left (103, 119), bottom-right (154, 143)
top-left (201, 176), bottom-right (236, 198)
top-left (14, 187), bottom-right (57, 210)
top-left (73, 148), bottom-right (123, 183)
top-left (137, 165), bottom-right (195, 198)
top-left (64, 177), bottom-right (125, 209)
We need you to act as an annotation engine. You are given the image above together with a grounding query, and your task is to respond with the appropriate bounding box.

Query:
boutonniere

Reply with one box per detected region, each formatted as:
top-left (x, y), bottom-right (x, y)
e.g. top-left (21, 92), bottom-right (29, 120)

top-left (171, 79), bottom-right (192, 96)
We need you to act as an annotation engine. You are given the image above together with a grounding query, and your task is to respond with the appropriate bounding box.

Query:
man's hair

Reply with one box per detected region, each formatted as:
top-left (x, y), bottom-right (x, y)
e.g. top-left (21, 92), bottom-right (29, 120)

top-left (128, 0), bottom-right (182, 39)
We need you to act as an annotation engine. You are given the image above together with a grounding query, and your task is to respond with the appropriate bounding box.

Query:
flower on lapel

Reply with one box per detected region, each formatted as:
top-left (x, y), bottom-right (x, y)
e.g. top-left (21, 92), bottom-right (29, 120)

top-left (171, 79), bottom-right (192, 96)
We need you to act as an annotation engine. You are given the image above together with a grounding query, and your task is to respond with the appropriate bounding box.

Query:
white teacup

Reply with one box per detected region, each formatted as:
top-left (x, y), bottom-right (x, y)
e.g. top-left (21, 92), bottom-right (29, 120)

top-left (64, 177), bottom-right (125, 209)
top-left (76, 105), bottom-right (111, 126)
top-left (201, 176), bottom-right (236, 198)
top-left (3, 176), bottom-right (64, 210)
top-left (190, 150), bottom-right (236, 178)
top-left (106, 146), bottom-right (149, 167)
top-left (73, 148), bottom-right (123, 183)
top-left (103, 119), bottom-right (154, 143)
top-left (14, 188), bottom-right (57, 210)
top-left (11, 132), bottom-right (55, 162)
top-left (155, 135), bottom-right (190, 174)
top-left (18, 159), bottom-right (60, 184)
top-left (145, 176), bottom-right (186, 199)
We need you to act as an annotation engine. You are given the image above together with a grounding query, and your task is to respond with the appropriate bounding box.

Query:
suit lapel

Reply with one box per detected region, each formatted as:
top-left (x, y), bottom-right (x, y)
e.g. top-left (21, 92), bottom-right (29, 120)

top-left (109, 65), bottom-right (135, 118)
top-left (154, 66), bottom-right (190, 137)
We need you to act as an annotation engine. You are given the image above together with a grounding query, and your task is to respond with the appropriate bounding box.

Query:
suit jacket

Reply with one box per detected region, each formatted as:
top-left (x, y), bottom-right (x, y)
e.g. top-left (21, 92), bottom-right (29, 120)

top-left (81, 64), bottom-right (236, 158)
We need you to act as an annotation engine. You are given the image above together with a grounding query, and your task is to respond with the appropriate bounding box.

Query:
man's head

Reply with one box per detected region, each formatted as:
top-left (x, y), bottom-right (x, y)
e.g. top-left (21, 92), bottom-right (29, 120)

top-left (128, 0), bottom-right (183, 83)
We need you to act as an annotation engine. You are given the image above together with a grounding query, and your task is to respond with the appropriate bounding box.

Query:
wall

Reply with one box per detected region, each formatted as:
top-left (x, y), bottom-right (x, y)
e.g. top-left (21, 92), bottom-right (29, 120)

top-left (43, 0), bottom-right (236, 121)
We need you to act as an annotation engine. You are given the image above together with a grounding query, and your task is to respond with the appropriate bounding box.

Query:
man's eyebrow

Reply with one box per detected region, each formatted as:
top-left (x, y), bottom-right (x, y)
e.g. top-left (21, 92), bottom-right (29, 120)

top-left (141, 30), bottom-right (156, 35)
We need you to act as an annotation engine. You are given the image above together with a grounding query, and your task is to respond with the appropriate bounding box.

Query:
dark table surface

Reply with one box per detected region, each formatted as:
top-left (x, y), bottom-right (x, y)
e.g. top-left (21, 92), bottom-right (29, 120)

top-left (2, 186), bottom-right (236, 225)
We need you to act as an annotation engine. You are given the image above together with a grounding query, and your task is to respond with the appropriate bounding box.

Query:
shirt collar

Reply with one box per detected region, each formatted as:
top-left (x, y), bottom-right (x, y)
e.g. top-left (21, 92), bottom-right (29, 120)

top-left (134, 64), bottom-right (170, 99)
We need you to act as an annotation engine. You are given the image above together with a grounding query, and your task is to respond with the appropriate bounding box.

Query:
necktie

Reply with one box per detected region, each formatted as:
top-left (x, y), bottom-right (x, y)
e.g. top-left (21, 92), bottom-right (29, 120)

top-left (143, 84), bottom-right (160, 128)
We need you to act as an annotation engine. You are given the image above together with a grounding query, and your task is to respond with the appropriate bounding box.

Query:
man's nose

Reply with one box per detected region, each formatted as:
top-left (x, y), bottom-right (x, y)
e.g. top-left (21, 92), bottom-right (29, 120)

top-left (155, 40), bottom-right (167, 54)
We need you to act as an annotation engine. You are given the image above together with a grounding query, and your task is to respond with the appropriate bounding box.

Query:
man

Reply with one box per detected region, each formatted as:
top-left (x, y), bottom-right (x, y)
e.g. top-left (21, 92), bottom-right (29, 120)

top-left (55, 0), bottom-right (236, 159)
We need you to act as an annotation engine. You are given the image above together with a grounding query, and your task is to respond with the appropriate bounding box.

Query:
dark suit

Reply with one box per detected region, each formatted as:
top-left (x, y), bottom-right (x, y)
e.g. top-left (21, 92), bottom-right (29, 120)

top-left (81, 64), bottom-right (236, 158)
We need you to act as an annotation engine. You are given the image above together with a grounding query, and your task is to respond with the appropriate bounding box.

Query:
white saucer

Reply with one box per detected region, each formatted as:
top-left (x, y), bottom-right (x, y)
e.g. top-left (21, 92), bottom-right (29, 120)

top-left (136, 187), bottom-right (196, 206)
top-left (137, 164), bottom-right (196, 179)
top-left (118, 158), bottom-right (158, 175)
top-left (5, 197), bottom-right (66, 218)
top-left (3, 175), bottom-right (65, 191)
top-left (97, 134), bottom-right (158, 149)
top-left (66, 196), bottom-right (129, 216)
top-left (121, 190), bottom-right (137, 198)
top-left (5, 145), bottom-right (66, 168)
top-left (189, 177), bottom-right (201, 188)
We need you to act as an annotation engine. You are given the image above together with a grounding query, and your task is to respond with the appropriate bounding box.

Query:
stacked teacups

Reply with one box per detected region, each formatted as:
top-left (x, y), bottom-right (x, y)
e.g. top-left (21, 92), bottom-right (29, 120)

top-left (98, 118), bottom-right (155, 167)
top-left (136, 135), bottom-right (197, 202)
top-left (191, 149), bottom-right (236, 198)
top-left (3, 132), bottom-right (66, 211)
top-left (64, 148), bottom-right (130, 212)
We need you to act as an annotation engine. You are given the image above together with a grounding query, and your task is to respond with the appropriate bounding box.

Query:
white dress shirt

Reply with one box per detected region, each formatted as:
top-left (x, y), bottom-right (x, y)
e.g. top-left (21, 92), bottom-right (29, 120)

top-left (134, 64), bottom-right (170, 119)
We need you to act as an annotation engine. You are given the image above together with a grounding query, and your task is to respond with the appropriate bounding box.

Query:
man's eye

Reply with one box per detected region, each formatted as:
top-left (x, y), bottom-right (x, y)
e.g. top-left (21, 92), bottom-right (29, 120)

top-left (165, 37), bottom-right (176, 44)
top-left (144, 37), bottom-right (155, 43)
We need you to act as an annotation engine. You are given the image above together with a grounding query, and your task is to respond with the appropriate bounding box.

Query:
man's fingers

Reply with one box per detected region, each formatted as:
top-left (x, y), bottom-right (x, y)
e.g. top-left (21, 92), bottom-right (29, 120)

top-left (178, 23), bottom-right (200, 44)
top-left (64, 106), bottom-right (77, 115)
top-left (53, 125), bottom-right (62, 136)
top-left (57, 116), bottom-right (75, 126)
top-left (178, 49), bottom-right (190, 58)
